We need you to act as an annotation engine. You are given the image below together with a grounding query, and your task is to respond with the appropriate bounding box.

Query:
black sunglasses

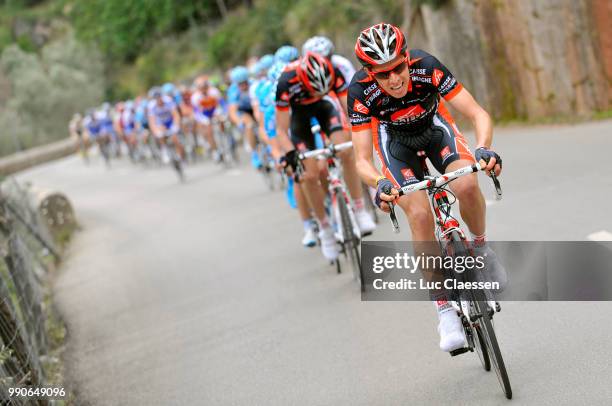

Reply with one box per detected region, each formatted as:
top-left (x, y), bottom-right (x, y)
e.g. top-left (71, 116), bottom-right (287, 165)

top-left (370, 57), bottom-right (408, 80)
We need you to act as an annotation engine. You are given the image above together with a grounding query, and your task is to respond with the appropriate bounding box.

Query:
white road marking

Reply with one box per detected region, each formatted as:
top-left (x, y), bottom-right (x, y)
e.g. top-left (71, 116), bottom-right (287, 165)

top-left (587, 230), bottom-right (612, 241)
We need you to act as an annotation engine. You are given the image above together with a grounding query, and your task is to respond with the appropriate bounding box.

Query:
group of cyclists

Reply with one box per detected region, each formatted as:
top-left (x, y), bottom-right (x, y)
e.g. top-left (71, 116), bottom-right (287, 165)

top-left (68, 78), bottom-right (229, 170)
top-left (68, 23), bottom-right (507, 355)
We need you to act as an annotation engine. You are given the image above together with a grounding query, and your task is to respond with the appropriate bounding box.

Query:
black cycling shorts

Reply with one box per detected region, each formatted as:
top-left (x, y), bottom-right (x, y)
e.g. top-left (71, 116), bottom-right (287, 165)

top-left (289, 94), bottom-right (347, 151)
top-left (373, 110), bottom-right (475, 188)
top-left (238, 106), bottom-right (255, 119)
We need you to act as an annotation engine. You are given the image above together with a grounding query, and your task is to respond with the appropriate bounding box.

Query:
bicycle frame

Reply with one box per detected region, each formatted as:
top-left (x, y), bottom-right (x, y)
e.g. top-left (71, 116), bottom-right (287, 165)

top-left (298, 142), bottom-right (360, 243)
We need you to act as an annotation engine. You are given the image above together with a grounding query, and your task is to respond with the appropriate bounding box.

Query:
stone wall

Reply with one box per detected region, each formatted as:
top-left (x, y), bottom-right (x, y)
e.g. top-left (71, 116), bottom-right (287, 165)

top-left (400, 0), bottom-right (611, 120)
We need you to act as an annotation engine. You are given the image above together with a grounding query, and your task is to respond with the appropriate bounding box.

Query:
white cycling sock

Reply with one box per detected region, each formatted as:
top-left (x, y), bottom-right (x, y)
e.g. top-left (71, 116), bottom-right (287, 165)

top-left (353, 198), bottom-right (365, 212)
top-left (471, 232), bottom-right (487, 248)
top-left (432, 292), bottom-right (453, 316)
top-left (318, 216), bottom-right (331, 229)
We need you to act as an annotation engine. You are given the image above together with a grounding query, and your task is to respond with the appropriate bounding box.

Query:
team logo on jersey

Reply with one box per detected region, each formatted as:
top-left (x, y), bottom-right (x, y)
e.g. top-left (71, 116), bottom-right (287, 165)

top-left (353, 99), bottom-right (369, 115)
top-left (440, 145), bottom-right (454, 163)
top-left (390, 105), bottom-right (425, 121)
top-left (401, 168), bottom-right (416, 180)
top-left (432, 69), bottom-right (444, 87)
top-left (440, 146), bottom-right (451, 159)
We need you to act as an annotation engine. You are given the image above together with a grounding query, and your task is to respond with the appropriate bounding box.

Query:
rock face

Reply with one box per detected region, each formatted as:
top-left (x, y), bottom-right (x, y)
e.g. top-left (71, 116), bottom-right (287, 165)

top-left (408, 0), bottom-right (611, 120)
top-left (337, 0), bottom-right (611, 120)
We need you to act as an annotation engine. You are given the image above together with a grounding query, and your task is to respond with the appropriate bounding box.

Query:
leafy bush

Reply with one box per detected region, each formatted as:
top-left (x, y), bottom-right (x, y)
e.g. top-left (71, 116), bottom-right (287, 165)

top-left (0, 32), bottom-right (105, 156)
top-left (65, 0), bottom-right (220, 61)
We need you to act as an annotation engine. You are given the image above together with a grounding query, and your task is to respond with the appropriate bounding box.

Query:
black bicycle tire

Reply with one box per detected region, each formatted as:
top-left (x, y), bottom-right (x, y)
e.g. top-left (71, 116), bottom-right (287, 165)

top-left (170, 146), bottom-right (185, 182)
top-left (100, 141), bottom-right (111, 167)
top-left (447, 232), bottom-right (493, 372)
top-left (473, 323), bottom-right (491, 371)
top-left (474, 292), bottom-right (512, 399)
top-left (337, 190), bottom-right (362, 288)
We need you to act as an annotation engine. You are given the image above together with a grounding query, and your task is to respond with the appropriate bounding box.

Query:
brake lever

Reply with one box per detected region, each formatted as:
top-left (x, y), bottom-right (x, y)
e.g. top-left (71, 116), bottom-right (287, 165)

top-left (389, 202), bottom-right (400, 233)
top-left (382, 185), bottom-right (401, 233)
top-left (489, 170), bottom-right (502, 200)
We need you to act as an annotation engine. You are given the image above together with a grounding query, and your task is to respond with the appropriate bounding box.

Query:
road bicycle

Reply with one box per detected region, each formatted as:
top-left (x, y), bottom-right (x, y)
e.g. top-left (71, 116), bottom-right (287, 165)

top-left (298, 141), bottom-right (365, 291)
top-left (213, 119), bottom-right (239, 167)
top-left (157, 130), bottom-right (185, 182)
top-left (384, 156), bottom-right (511, 399)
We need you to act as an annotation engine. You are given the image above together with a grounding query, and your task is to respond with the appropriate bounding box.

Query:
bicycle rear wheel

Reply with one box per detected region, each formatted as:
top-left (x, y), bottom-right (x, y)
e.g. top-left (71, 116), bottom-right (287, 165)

top-left (473, 291), bottom-right (512, 399)
top-left (99, 140), bottom-right (111, 168)
top-left (337, 190), bottom-right (364, 291)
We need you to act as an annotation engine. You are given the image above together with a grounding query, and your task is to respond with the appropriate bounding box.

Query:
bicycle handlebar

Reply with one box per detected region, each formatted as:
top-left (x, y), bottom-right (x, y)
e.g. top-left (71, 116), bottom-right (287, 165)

top-left (396, 163), bottom-right (482, 196)
top-left (387, 162), bottom-right (502, 233)
top-left (298, 141), bottom-right (353, 160)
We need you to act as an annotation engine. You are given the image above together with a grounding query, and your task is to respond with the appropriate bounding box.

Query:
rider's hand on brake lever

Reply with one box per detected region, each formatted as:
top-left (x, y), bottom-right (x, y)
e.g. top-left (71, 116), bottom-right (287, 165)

top-left (279, 149), bottom-right (298, 176)
top-left (375, 177), bottom-right (399, 213)
top-left (475, 147), bottom-right (502, 177)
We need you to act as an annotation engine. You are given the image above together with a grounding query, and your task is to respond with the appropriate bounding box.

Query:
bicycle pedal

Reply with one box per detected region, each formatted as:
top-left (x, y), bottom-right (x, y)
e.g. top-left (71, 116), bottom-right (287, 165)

top-left (449, 347), bottom-right (470, 357)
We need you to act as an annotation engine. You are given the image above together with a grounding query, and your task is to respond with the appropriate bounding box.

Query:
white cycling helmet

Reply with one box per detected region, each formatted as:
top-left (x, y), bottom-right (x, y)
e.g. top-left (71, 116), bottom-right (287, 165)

top-left (355, 23), bottom-right (407, 67)
top-left (302, 36), bottom-right (334, 58)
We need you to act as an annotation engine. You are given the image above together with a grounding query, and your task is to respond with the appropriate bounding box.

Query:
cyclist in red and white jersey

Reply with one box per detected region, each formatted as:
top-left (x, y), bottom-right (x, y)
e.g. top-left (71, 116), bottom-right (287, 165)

top-left (191, 75), bottom-right (222, 161)
top-left (349, 23), bottom-right (507, 352)
top-left (276, 52), bottom-right (376, 261)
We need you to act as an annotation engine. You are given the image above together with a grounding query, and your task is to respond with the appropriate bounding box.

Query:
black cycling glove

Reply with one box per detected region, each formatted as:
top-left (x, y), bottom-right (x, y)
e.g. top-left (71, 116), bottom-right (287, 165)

top-left (375, 177), bottom-right (395, 209)
top-left (475, 147), bottom-right (502, 168)
top-left (279, 149), bottom-right (299, 172)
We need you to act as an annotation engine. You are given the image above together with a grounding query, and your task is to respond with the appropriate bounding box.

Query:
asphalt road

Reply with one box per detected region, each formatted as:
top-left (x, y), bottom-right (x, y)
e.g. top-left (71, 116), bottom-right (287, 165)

top-left (17, 120), bottom-right (612, 405)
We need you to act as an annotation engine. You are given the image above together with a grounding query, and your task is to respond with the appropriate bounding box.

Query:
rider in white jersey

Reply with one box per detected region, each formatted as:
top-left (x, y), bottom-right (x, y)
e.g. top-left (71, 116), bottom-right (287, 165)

top-left (191, 75), bottom-right (223, 161)
top-left (147, 87), bottom-right (184, 163)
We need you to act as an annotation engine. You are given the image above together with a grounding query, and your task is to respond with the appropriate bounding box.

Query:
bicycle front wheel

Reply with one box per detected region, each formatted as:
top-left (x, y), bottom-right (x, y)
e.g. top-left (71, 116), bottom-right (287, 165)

top-left (337, 191), bottom-right (363, 291)
top-left (473, 292), bottom-right (512, 399)
top-left (473, 323), bottom-right (491, 371)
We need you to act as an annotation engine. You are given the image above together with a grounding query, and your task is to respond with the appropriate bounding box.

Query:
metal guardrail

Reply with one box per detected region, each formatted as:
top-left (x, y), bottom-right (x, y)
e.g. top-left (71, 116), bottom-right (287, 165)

top-left (0, 178), bottom-right (76, 405)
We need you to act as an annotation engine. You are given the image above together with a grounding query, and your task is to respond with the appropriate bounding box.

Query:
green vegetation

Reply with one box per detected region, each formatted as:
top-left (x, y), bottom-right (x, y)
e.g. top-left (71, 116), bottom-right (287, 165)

top-left (0, 32), bottom-right (105, 156)
top-left (64, 0), bottom-right (222, 61)
top-left (593, 109), bottom-right (612, 120)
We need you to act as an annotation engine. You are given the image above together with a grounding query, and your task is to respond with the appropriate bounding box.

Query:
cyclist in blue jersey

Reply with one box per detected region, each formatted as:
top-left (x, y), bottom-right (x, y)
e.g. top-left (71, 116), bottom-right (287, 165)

top-left (274, 45), bottom-right (300, 64)
top-left (98, 103), bottom-right (115, 140)
top-left (83, 110), bottom-right (101, 139)
top-left (162, 82), bottom-right (183, 107)
top-left (83, 109), bottom-right (113, 159)
top-left (147, 87), bottom-right (184, 163)
top-left (250, 54), bottom-right (275, 146)
top-left (228, 66), bottom-right (260, 168)
top-left (135, 98), bottom-right (150, 141)
top-left (120, 100), bottom-right (139, 158)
